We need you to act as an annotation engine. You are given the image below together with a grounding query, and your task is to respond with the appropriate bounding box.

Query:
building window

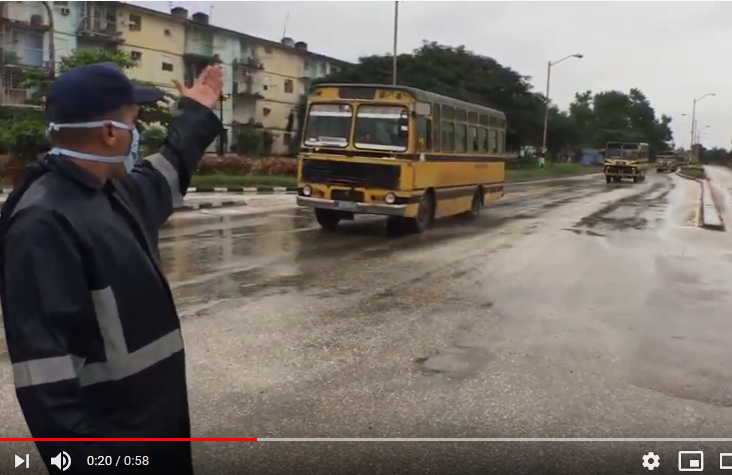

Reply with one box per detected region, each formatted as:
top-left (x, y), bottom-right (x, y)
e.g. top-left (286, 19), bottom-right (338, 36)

top-left (162, 62), bottom-right (174, 71)
top-left (263, 107), bottom-right (271, 116)
top-left (131, 51), bottom-right (142, 62)
top-left (284, 79), bottom-right (293, 93)
top-left (129, 14), bottom-right (141, 31)
top-left (265, 46), bottom-right (272, 54)
top-left (164, 29), bottom-right (171, 36)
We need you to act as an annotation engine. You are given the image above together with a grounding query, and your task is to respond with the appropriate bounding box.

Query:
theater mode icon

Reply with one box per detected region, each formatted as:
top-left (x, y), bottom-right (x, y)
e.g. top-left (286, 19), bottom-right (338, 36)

top-left (678, 451), bottom-right (704, 472)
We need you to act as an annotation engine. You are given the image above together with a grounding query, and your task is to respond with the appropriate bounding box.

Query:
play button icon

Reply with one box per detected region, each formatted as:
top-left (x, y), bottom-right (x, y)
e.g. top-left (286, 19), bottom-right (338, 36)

top-left (14, 454), bottom-right (29, 469)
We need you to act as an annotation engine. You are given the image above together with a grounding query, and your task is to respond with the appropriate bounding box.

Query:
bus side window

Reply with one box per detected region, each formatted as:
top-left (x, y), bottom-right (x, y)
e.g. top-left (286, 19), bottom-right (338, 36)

top-left (469, 126), bottom-right (478, 152)
top-left (442, 121), bottom-right (455, 152)
top-left (455, 124), bottom-right (466, 153)
top-left (489, 129), bottom-right (497, 153)
top-left (425, 119), bottom-right (432, 151)
top-left (498, 131), bottom-right (504, 153)
top-left (478, 128), bottom-right (487, 152)
top-left (416, 117), bottom-right (432, 152)
top-left (433, 104), bottom-right (441, 152)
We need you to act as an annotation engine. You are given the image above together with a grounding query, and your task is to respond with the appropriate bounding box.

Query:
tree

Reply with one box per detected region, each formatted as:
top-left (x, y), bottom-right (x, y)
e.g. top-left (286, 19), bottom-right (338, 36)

top-left (318, 41), bottom-right (674, 157)
top-left (567, 89), bottom-right (672, 154)
top-left (320, 41), bottom-right (547, 150)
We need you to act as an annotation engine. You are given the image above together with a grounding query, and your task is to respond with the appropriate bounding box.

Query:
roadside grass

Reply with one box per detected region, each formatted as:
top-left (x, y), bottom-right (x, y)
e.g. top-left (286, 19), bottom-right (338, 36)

top-left (506, 163), bottom-right (602, 182)
top-left (679, 165), bottom-right (706, 180)
top-left (191, 164), bottom-right (601, 189)
top-left (190, 174), bottom-right (296, 188)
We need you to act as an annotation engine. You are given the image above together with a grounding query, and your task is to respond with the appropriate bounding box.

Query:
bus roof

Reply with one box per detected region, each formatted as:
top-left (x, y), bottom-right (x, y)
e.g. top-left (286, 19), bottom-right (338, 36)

top-left (311, 83), bottom-right (507, 120)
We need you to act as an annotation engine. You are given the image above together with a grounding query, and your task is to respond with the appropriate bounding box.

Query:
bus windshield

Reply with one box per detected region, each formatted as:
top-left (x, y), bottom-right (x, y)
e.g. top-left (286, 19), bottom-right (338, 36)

top-left (354, 105), bottom-right (409, 152)
top-left (304, 104), bottom-right (352, 148)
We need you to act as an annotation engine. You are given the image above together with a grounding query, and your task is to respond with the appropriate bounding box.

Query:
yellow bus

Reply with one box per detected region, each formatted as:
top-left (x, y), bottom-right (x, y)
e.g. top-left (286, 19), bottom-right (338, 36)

top-left (297, 83), bottom-right (511, 232)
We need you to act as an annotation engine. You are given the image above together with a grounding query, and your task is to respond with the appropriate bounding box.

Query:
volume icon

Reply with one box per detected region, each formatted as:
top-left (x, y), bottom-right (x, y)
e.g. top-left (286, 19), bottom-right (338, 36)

top-left (50, 451), bottom-right (70, 471)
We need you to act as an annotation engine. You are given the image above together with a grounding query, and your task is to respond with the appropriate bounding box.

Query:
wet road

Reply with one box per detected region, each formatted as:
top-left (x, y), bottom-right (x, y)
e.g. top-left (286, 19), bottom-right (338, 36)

top-left (162, 170), bottom-right (732, 473)
top-left (3, 170), bottom-right (732, 474)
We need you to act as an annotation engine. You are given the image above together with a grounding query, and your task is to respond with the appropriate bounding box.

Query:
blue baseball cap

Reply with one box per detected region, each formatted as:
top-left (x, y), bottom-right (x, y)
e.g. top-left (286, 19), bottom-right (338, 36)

top-left (47, 63), bottom-right (164, 123)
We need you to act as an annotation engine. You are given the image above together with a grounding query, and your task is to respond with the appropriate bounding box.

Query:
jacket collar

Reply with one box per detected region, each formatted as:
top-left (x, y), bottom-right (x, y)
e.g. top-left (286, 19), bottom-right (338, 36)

top-left (44, 154), bottom-right (105, 191)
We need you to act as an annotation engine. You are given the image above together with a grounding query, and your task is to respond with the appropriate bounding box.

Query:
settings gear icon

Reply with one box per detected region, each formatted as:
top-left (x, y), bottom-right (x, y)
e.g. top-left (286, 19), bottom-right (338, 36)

top-left (642, 451), bottom-right (661, 471)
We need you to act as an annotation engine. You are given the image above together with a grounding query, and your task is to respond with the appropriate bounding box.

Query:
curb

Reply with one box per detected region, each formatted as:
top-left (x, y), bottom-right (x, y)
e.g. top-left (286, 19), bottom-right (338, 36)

top-left (701, 171), bottom-right (725, 231)
top-left (186, 186), bottom-right (297, 193)
top-left (676, 170), bottom-right (725, 230)
top-left (174, 200), bottom-right (245, 212)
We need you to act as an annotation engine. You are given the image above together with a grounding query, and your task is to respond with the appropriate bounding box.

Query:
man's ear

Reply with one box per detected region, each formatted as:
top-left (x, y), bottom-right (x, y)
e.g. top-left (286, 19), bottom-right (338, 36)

top-left (99, 123), bottom-right (117, 147)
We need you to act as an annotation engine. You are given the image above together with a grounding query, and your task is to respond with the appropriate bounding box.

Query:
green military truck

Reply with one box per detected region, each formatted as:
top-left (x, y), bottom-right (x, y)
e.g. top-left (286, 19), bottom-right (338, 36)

top-left (603, 142), bottom-right (650, 183)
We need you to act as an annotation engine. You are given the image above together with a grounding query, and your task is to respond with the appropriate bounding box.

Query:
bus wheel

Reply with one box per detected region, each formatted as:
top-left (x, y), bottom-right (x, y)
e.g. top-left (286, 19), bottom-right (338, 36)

top-left (407, 192), bottom-right (435, 233)
top-left (315, 208), bottom-right (341, 231)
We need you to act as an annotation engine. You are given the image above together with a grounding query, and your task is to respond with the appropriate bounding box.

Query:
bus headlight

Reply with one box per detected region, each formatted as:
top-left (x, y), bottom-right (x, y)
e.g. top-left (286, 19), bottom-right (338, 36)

top-left (384, 192), bottom-right (396, 204)
top-left (302, 185), bottom-right (312, 197)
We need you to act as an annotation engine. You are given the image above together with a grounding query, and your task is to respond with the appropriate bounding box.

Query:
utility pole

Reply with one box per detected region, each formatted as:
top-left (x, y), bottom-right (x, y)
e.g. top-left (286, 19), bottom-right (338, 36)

top-left (392, 1), bottom-right (398, 85)
top-left (42, 1), bottom-right (55, 79)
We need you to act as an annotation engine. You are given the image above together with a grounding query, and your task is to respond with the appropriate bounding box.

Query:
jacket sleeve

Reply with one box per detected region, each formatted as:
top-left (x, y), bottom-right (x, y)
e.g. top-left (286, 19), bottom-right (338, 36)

top-left (1, 209), bottom-right (114, 470)
top-left (116, 97), bottom-right (223, 232)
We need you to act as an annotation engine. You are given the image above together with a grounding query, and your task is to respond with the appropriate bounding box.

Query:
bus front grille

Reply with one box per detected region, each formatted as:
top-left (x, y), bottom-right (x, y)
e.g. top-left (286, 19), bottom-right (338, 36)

top-left (302, 159), bottom-right (400, 189)
top-left (331, 190), bottom-right (365, 202)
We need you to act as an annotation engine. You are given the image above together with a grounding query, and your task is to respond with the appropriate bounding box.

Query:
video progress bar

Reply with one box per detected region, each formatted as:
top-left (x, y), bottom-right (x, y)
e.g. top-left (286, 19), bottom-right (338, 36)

top-left (4, 438), bottom-right (732, 442)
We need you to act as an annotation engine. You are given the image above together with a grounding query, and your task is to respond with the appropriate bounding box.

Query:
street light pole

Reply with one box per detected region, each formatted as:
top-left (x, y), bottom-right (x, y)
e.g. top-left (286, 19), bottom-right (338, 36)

top-left (541, 53), bottom-right (583, 156)
top-left (541, 60), bottom-right (551, 155)
top-left (690, 92), bottom-right (716, 161)
top-left (392, 1), bottom-right (398, 85)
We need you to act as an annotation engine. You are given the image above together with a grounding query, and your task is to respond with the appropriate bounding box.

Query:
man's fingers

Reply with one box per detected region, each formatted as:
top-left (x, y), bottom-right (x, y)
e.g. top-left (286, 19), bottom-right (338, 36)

top-left (172, 79), bottom-right (185, 95)
top-left (204, 66), bottom-right (224, 93)
top-left (195, 65), bottom-right (212, 85)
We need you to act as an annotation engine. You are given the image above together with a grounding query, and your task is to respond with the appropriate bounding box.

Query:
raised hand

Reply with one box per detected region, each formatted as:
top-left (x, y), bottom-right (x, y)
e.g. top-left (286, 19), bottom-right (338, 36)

top-left (172, 65), bottom-right (224, 109)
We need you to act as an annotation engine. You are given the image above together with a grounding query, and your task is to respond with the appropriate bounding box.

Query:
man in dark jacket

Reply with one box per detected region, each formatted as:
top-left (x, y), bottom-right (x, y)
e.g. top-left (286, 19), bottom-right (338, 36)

top-left (0, 63), bottom-right (223, 473)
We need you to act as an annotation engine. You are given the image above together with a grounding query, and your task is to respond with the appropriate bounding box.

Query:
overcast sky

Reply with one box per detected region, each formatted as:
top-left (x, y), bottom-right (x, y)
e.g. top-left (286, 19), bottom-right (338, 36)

top-left (135, 1), bottom-right (732, 149)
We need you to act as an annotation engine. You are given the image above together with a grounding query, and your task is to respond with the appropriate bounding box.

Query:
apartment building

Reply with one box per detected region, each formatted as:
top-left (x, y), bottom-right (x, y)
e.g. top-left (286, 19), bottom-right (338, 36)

top-left (0, 1), bottom-right (351, 154)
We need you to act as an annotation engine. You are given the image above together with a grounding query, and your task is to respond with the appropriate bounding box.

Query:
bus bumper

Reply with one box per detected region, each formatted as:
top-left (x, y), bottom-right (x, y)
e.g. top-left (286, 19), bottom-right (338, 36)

top-left (296, 196), bottom-right (408, 216)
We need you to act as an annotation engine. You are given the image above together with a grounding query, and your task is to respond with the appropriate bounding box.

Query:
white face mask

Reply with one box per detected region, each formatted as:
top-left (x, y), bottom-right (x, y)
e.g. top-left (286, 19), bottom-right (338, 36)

top-left (47, 120), bottom-right (140, 173)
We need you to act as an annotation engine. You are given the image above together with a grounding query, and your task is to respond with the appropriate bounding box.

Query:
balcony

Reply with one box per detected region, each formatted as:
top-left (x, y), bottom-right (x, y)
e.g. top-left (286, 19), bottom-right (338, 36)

top-left (0, 66), bottom-right (38, 108)
top-left (233, 73), bottom-right (263, 99)
top-left (235, 56), bottom-right (263, 70)
top-left (76, 5), bottom-right (121, 43)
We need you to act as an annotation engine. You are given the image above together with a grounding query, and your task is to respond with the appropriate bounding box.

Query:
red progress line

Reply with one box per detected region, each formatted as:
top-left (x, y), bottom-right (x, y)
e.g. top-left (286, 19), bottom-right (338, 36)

top-left (0, 438), bottom-right (258, 442)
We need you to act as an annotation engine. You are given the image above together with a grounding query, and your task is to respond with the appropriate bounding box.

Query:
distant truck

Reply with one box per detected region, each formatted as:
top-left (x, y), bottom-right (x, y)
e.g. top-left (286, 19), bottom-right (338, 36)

top-left (603, 142), bottom-right (650, 183)
top-left (656, 154), bottom-right (680, 173)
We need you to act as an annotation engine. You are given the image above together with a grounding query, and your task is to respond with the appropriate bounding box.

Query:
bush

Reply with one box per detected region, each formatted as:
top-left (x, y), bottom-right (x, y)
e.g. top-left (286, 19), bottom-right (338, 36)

top-left (195, 155), bottom-right (297, 176)
top-left (236, 127), bottom-right (262, 156)
top-left (250, 157), bottom-right (297, 176)
top-left (262, 131), bottom-right (274, 156)
top-left (196, 154), bottom-right (253, 175)
top-left (140, 126), bottom-right (166, 156)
